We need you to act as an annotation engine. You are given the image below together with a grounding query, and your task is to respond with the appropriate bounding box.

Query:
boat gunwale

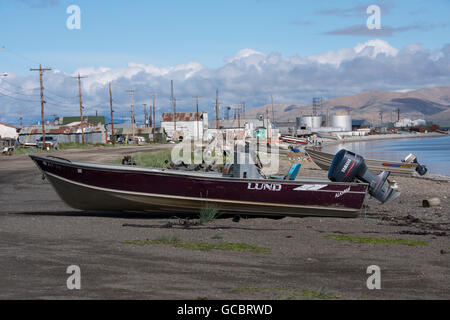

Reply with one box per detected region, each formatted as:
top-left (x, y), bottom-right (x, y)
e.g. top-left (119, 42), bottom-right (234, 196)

top-left (29, 154), bottom-right (369, 187)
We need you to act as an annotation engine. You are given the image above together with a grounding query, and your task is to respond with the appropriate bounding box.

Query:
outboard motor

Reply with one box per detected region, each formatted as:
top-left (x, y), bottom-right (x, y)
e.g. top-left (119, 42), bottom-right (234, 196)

top-left (403, 153), bottom-right (427, 176)
top-left (328, 149), bottom-right (400, 203)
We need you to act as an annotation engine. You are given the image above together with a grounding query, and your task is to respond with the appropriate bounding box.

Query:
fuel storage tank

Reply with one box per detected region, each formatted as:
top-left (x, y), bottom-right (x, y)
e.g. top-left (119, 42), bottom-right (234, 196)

top-left (296, 115), bottom-right (323, 129)
top-left (330, 114), bottom-right (352, 132)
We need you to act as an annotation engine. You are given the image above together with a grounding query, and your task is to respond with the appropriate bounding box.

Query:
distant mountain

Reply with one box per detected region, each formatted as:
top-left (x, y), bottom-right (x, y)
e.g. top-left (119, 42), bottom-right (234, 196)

top-left (245, 86), bottom-right (450, 123)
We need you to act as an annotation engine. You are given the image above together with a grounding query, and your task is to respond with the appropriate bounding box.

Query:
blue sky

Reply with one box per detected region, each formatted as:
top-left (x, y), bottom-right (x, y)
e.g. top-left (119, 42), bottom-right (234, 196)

top-left (1, 0), bottom-right (449, 73)
top-left (0, 0), bottom-right (449, 125)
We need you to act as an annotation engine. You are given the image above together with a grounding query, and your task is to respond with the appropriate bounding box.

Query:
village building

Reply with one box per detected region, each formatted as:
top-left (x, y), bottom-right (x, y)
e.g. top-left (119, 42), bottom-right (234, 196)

top-left (208, 118), bottom-right (277, 142)
top-left (19, 121), bottom-right (107, 145)
top-left (0, 122), bottom-right (20, 140)
top-left (394, 118), bottom-right (427, 128)
top-left (161, 112), bottom-right (208, 140)
top-left (106, 123), bottom-right (167, 143)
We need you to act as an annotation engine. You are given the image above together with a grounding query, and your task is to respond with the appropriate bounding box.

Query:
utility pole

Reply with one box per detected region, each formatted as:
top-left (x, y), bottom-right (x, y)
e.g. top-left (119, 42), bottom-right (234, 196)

top-left (172, 98), bottom-right (178, 131)
top-left (148, 104), bottom-right (152, 128)
top-left (30, 64), bottom-right (51, 148)
top-left (215, 89), bottom-right (220, 129)
top-left (193, 95), bottom-right (201, 139)
top-left (237, 104), bottom-right (242, 128)
top-left (72, 73), bottom-right (88, 144)
top-left (109, 83), bottom-right (115, 145)
top-left (143, 103), bottom-right (148, 128)
top-left (149, 93), bottom-right (158, 137)
top-left (238, 106), bottom-right (241, 129)
top-left (326, 108), bottom-right (329, 127)
top-left (271, 95), bottom-right (275, 123)
top-left (169, 81), bottom-right (178, 131)
top-left (126, 89), bottom-right (135, 140)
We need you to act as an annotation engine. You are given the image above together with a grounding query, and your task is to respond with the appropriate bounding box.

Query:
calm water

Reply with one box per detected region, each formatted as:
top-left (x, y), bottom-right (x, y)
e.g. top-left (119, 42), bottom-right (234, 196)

top-left (322, 135), bottom-right (450, 176)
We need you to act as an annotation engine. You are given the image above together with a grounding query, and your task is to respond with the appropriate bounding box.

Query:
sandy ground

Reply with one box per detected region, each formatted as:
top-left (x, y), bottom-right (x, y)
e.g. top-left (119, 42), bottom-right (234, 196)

top-left (0, 145), bottom-right (448, 300)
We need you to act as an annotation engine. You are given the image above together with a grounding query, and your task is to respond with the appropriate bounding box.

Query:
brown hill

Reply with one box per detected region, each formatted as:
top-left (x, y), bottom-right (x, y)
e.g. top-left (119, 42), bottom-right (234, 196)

top-left (245, 86), bottom-right (450, 124)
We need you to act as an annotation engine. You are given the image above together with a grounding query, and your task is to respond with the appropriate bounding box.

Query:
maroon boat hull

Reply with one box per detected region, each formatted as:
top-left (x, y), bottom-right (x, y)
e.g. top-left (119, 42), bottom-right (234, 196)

top-left (29, 155), bottom-right (368, 218)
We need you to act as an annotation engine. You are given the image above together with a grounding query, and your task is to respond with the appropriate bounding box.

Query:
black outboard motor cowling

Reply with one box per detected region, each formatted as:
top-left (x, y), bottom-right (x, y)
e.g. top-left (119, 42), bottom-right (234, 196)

top-left (402, 153), bottom-right (428, 176)
top-left (328, 149), bottom-right (400, 203)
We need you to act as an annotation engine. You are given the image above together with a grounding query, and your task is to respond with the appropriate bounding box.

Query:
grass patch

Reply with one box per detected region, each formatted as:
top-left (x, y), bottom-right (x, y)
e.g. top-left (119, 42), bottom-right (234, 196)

top-left (325, 234), bottom-right (428, 246)
top-left (199, 204), bottom-right (220, 224)
top-left (124, 238), bottom-right (270, 254)
top-left (119, 149), bottom-right (173, 168)
top-left (229, 286), bottom-right (340, 300)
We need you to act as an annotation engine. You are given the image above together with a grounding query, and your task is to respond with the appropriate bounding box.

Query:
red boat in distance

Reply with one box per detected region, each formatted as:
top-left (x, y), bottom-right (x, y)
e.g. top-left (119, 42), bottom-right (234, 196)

top-left (281, 136), bottom-right (308, 145)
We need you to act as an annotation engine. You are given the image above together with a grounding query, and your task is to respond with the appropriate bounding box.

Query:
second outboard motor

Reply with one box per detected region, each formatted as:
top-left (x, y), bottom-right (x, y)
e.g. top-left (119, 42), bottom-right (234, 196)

top-left (403, 153), bottom-right (427, 176)
top-left (328, 149), bottom-right (400, 203)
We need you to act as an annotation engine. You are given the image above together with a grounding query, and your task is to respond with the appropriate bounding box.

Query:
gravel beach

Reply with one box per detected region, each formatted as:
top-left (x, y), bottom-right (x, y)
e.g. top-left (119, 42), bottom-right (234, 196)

top-left (0, 145), bottom-right (448, 300)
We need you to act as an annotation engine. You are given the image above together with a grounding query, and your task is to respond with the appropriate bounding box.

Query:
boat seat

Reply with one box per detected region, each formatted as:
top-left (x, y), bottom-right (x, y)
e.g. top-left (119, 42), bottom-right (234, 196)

top-left (270, 163), bottom-right (301, 180)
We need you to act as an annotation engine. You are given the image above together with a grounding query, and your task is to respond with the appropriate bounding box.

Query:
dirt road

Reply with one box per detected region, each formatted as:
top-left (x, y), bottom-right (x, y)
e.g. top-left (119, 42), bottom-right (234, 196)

top-left (0, 145), bottom-right (448, 299)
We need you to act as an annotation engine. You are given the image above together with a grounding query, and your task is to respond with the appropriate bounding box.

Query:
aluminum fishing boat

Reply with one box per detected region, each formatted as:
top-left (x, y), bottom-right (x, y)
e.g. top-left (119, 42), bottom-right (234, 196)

top-left (29, 154), bottom-right (370, 218)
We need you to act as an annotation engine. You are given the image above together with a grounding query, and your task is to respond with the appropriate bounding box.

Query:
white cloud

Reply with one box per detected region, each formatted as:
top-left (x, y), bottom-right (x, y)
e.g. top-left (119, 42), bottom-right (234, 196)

top-left (1, 39), bottom-right (449, 125)
top-left (308, 39), bottom-right (398, 66)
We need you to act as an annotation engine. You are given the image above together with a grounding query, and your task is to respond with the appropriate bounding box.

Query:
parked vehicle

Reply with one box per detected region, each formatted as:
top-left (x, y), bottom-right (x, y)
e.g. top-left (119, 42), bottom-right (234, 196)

top-left (1, 138), bottom-right (16, 155)
top-left (117, 136), bottom-right (146, 144)
top-left (36, 137), bottom-right (59, 150)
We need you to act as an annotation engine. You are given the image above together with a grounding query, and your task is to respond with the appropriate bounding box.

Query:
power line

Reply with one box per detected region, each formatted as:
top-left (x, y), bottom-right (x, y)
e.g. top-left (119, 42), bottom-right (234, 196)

top-left (2, 78), bottom-right (78, 101)
top-left (0, 89), bottom-right (40, 102)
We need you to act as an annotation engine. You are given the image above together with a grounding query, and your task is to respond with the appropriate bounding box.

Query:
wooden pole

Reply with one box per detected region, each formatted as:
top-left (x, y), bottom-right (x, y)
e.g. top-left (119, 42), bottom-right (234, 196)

top-left (109, 83), bottom-right (115, 145)
top-left (30, 64), bottom-right (51, 148)
top-left (143, 103), bottom-right (148, 128)
top-left (193, 96), bottom-right (201, 140)
top-left (74, 73), bottom-right (88, 144)
top-left (148, 93), bottom-right (158, 141)
top-left (215, 89), bottom-right (220, 129)
top-left (173, 98), bottom-right (177, 131)
top-left (126, 90), bottom-right (135, 140)
top-left (152, 94), bottom-right (156, 136)
top-left (271, 95), bottom-right (275, 123)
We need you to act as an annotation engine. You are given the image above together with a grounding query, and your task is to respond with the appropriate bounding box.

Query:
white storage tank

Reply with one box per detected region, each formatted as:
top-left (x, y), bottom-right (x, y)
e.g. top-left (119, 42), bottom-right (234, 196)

top-left (297, 116), bottom-right (323, 129)
top-left (331, 114), bottom-right (352, 132)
